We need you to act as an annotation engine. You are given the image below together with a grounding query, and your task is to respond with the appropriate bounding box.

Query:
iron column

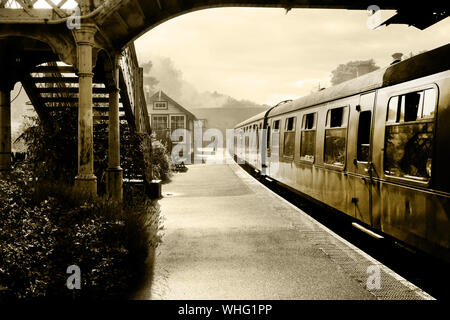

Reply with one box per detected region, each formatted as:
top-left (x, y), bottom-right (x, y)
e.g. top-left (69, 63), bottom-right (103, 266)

top-left (106, 54), bottom-right (123, 202)
top-left (0, 86), bottom-right (11, 171)
top-left (73, 24), bottom-right (97, 197)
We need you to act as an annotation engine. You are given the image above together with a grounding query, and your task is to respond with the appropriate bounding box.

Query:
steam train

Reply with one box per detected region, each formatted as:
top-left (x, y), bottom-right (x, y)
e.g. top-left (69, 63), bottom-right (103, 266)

top-left (234, 44), bottom-right (450, 263)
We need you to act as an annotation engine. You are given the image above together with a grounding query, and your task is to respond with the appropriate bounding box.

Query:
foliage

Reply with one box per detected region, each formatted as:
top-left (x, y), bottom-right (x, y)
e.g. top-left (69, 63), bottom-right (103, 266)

top-left (19, 112), bottom-right (77, 184)
top-left (17, 112), bottom-right (170, 193)
top-left (330, 59), bottom-right (380, 86)
top-left (0, 164), bottom-right (161, 300)
top-left (2, 110), bottom-right (164, 300)
top-left (141, 60), bottom-right (159, 96)
top-left (149, 136), bottom-right (173, 182)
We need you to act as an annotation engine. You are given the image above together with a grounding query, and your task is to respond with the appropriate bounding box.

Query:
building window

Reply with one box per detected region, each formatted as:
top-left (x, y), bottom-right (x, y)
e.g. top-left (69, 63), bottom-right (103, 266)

top-left (170, 115), bottom-right (185, 130)
top-left (300, 112), bottom-right (316, 162)
top-left (283, 116), bottom-right (296, 157)
top-left (169, 115), bottom-right (186, 142)
top-left (152, 115), bottom-right (168, 130)
top-left (324, 106), bottom-right (348, 167)
top-left (153, 101), bottom-right (168, 110)
top-left (384, 88), bottom-right (436, 181)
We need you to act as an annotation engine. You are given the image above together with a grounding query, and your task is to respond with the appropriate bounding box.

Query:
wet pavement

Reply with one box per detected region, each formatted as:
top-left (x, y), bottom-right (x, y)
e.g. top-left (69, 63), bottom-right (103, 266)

top-left (134, 162), bottom-right (433, 300)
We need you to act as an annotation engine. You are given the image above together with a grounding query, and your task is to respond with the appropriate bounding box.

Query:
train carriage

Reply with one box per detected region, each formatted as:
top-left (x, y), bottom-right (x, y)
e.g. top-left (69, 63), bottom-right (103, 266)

top-left (234, 44), bottom-right (450, 263)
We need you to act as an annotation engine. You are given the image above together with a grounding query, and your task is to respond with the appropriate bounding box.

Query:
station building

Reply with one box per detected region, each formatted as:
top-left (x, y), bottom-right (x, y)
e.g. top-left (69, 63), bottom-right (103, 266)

top-left (147, 90), bottom-right (198, 160)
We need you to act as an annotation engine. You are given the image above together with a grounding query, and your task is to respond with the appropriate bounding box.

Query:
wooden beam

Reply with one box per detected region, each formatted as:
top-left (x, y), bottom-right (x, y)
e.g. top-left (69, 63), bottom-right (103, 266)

top-left (21, 73), bottom-right (48, 121)
top-left (0, 8), bottom-right (70, 22)
top-left (32, 76), bottom-right (79, 83)
top-left (41, 96), bottom-right (121, 103)
top-left (37, 87), bottom-right (109, 93)
top-left (32, 65), bottom-right (76, 73)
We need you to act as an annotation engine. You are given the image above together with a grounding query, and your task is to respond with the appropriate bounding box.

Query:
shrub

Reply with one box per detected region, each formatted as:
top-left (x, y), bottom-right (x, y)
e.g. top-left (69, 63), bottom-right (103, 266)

top-left (150, 137), bottom-right (173, 182)
top-left (18, 113), bottom-right (77, 184)
top-left (0, 165), bottom-right (162, 300)
top-left (4, 106), bottom-right (165, 300)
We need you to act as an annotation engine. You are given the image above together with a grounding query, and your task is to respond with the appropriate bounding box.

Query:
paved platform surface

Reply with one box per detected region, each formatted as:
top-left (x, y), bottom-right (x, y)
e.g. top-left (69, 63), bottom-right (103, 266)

top-left (135, 162), bottom-right (433, 300)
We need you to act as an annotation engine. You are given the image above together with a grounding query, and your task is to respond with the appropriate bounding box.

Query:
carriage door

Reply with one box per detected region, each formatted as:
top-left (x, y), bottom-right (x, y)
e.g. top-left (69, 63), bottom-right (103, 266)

top-left (350, 92), bottom-right (375, 226)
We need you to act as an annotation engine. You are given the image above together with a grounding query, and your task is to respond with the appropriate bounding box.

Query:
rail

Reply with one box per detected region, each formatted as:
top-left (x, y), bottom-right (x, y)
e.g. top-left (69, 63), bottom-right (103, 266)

top-left (119, 42), bottom-right (150, 134)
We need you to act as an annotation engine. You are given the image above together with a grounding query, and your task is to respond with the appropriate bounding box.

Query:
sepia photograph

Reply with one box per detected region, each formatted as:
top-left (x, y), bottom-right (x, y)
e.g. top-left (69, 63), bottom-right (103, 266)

top-left (0, 0), bottom-right (449, 314)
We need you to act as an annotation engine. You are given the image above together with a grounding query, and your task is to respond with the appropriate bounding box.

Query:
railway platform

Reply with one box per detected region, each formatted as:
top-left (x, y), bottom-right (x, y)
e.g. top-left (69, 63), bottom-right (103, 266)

top-left (134, 160), bottom-right (434, 300)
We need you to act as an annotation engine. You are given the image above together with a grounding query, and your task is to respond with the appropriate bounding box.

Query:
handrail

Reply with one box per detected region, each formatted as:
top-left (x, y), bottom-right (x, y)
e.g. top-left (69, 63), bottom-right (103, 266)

top-left (119, 42), bottom-right (150, 134)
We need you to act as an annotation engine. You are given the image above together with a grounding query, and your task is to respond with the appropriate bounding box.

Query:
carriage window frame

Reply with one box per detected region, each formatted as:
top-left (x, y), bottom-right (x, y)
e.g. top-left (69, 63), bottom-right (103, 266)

top-left (273, 119), bottom-right (280, 130)
top-left (386, 88), bottom-right (437, 123)
top-left (356, 110), bottom-right (372, 163)
top-left (283, 116), bottom-right (296, 159)
top-left (299, 112), bottom-right (317, 163)
top-left (324, 106), bottom-right (349, 169)
top-left (270, 119), bottom-right (281, 157)
top-left (255, 124), bottom-right (260, 153)
top-left (383, 86), bottom-right (438, 185)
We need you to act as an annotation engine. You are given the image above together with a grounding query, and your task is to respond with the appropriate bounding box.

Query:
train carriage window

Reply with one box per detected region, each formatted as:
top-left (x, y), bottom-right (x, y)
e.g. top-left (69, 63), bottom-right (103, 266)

top-left (273, 120), bottom-right (280, 130)
top-left (357, 111), bottom-right (372, 162)
top-left (271, 120), bottom-right (280, 154)
top-left (285, 117), bottom-right (295, 131)
top-left (300, 112), bottom-right (316, 162)
top-left (384, 88), bottom-right (436, 182)
top-left (283, 117), bottom-right (296, 157)
top-left (422, 89), bottom-right (437, 119)
top-left (324, 107), bottom-right (348, 167)
top-left (387, 96), bottom-right (400, 122)
top-left (328, 107), bottom-right (344, 127)
top-left (404, 91), bottom-right (424, 122)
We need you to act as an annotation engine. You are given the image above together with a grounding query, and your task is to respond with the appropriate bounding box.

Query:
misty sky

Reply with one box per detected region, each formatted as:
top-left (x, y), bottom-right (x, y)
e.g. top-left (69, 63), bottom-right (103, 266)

top-left (135, 7), bottom-right (450, 106)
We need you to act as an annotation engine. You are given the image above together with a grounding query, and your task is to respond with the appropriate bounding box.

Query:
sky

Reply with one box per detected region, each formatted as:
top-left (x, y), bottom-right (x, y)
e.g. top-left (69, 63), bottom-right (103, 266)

top-left (135, 7), bottom-right (450, 106)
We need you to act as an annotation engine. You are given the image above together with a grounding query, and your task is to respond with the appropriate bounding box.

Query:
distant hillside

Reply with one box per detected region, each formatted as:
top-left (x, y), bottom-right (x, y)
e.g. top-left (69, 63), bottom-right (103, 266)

top-left (191, 107), bottom-right (269, 136)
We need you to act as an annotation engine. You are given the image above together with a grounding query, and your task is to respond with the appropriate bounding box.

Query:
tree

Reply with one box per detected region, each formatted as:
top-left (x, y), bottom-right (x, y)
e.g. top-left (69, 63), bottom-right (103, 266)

top-left (330, 59), bottom-right (380, 86)
top-left (403, 50), bottom-right (427, 60)
top-left (141, 60), bottom-right (159, 96)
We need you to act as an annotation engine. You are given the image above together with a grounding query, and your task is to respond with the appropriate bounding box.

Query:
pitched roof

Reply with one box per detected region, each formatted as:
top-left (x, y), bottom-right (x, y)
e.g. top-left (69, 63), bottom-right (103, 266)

top-left (148, 90), bottom-right (197, 120)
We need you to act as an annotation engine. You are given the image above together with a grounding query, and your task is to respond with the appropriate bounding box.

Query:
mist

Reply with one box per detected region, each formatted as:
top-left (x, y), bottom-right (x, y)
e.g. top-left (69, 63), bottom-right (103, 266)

top-left (142, 55), bottom-right (267, 110)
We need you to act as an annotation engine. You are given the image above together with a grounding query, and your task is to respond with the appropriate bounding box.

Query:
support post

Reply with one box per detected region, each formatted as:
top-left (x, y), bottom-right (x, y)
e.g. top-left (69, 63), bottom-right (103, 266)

top-left (106, 54), bottom-right (123, 202)
top-left (0, 86), bottom-right (11, 171)
top-left (73, 24), bottom-right (98, 197)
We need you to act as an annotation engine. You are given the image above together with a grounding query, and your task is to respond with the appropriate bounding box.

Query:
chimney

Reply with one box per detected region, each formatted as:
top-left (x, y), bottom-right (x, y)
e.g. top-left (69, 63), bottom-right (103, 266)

top-left (391, 52), bottom-right (403, 65)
